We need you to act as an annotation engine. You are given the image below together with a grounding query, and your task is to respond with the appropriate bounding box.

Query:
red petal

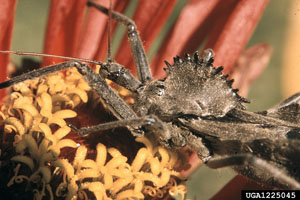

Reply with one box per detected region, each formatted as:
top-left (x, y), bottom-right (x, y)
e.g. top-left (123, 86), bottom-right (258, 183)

top-left (180, 151), bottom-right (202, 179)
top-left (0, 0), bottom-right (17, 99)
top-left (207, 0), bottom-right (270, 74)
top-left (42, 0), bottom-right (87, 66)
top-left (76, 0), bottom-right (110, 60)
top-left (77, 0), bottom-right (130, 61)
top-left (114, 0), bottom-right (177, 75)
top-left (231, 43), bottom-right (272, 97)
top-left (92, 0), bottom-right (130, 61)
top-left (151, 0), bottom-right (222, 78)
top-left (152, 0), bottom-right (269, 78)
top-left (181, 0), bottom-right (237, 55)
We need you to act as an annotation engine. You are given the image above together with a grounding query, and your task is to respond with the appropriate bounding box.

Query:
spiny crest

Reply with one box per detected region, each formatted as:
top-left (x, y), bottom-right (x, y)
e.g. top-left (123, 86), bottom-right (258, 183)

top-left (162, 50), bottom-right (249, 117)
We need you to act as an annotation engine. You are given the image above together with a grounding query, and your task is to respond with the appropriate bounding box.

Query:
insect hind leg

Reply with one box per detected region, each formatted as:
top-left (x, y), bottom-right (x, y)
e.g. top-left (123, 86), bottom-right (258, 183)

top-left (206, 154), bottom-right (300, 189)
top-left (273, 92), bottom-right (300, 110)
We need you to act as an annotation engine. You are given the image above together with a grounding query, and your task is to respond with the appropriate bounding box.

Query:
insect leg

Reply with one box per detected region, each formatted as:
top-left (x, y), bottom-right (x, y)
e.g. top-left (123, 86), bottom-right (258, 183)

top-left (272, 92), bottom-right (300, 110)
top-left (87, 0), bottom-right (152, 83)
top-left (69, 115), bottom-right (171, 144)
top-left (264, 92), bottom-right (300, 123)
top-left (68, 117), bottom-right (151, 136)
top-left (0, 61), bottom-right (76, 89)
top-left (206, 154), bottom-right (300, 189)
top-left (182, 133), bottom-right (211, 162)
top-left (0, 61), bottom-right (138, 121)
top-left (68, 61), bottom-right (138, 121)
top-left (100, 62), bottom-right (141, 92)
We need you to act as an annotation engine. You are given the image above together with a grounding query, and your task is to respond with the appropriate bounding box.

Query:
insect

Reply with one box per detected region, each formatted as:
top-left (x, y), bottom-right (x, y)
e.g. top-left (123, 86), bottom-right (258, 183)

top-left (1, 0), bottom-right (300, 191)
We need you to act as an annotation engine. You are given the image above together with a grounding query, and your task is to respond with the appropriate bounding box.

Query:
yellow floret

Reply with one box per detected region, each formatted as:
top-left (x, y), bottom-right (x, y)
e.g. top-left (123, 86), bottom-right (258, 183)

top-left (1, 68), bottom-right (186, 200)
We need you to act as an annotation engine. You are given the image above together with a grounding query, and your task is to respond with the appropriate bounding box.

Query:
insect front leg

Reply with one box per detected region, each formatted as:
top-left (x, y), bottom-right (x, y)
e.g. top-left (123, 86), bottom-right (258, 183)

top-left (100, 62), bottom-right (141, 92)
top-left (0, 61), bottom-right (76, 89)
top-left (69, 61), bottom-right (139, 121)
top-left (87, 0), bottom-right (152, 83)
top-left (206, 154), bottom-right (300, 189)
top-left (0, 61), bottom-right (138, 121)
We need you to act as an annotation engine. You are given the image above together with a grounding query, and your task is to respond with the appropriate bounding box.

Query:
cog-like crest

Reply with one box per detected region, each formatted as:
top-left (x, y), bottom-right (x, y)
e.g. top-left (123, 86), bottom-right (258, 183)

top-left (163, 50), bottom-right (249, 117)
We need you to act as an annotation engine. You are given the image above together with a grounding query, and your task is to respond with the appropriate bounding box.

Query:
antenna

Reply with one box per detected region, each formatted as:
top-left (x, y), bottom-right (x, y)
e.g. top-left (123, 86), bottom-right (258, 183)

top-left (107, 0), bottom-right (113, 63)
top-left (0, 1), bottom-right (115, 67)
top-left (0, 50), bottom-right (103, 66)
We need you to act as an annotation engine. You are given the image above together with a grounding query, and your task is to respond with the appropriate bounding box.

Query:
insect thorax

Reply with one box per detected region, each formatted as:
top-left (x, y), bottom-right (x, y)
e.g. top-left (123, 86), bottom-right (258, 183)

top-left (134, 53), bottom-right (247, 119)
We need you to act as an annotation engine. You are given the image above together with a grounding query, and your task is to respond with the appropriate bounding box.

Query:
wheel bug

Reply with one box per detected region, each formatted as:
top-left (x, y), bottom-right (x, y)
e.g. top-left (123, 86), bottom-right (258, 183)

top-left (1, 0), bottom-right (300, 191)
